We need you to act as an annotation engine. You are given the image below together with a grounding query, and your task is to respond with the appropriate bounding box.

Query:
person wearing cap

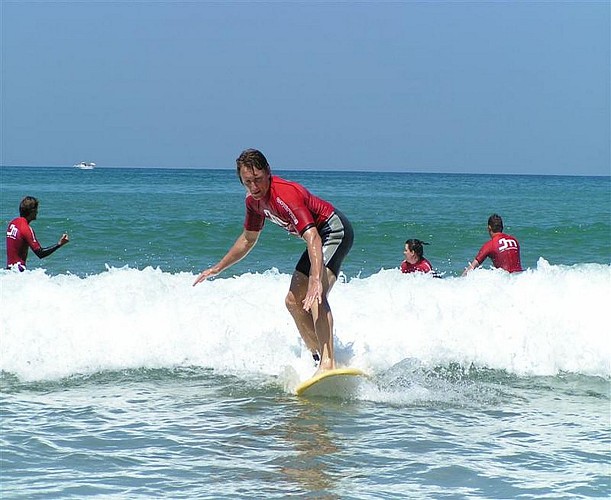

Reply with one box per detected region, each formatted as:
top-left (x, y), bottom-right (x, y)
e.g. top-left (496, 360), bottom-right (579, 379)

top-left (6, 196), bottom-right (69, 271)
top-left (193, 149), bottom-right (354, 374)
top-left (463, 213), bottom-right (522, 275)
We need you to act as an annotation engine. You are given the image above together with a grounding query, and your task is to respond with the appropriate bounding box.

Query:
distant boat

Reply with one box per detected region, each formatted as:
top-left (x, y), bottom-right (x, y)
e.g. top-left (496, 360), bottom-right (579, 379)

top-left (74, 162), bottom-right (96, 170)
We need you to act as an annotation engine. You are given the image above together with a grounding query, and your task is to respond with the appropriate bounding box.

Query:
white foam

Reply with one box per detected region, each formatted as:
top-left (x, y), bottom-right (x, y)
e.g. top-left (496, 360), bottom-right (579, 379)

top-left (1, 258), bottom-right (609, 382)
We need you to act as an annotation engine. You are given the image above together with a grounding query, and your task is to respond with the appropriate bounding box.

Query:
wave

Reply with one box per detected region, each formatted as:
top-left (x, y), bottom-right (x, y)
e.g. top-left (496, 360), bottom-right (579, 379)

top-left (1, 259), bottom-right (609, 384)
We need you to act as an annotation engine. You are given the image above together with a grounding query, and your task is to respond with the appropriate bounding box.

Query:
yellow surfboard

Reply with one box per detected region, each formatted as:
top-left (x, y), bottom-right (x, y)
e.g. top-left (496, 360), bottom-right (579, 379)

top-left (295, 367), bottom-right (367, 397)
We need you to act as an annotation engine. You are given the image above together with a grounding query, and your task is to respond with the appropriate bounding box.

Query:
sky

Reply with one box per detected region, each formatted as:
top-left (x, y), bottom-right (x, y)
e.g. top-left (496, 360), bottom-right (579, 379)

top-left (1, 1), bottom-right (609, 176)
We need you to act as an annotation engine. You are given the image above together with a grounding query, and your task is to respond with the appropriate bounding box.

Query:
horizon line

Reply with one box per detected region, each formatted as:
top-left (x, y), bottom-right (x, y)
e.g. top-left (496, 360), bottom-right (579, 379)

top-left (0, 164), bottom-right (609, 178)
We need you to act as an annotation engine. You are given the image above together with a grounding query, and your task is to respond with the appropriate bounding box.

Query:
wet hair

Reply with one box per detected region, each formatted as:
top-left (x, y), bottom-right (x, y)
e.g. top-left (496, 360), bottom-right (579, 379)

top-left (19, 196), bottom-right (39, 218)
top-left (405, 238), bottom-right (429, 259)
top-left (236, 149), bottom-right (271, 184)
top-left (488, 214), bottom-right (504, 233)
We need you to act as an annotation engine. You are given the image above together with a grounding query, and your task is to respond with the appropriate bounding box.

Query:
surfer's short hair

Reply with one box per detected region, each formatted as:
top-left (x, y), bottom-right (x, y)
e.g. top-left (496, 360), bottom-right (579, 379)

top-left (236, 149), bottom-right (271, 183)
top-left (405, 239), bottom-right (429, 259)
top-left (488, 214), bottom-right (504, 233)
top-left (19, 196), bottom-right (39, 218)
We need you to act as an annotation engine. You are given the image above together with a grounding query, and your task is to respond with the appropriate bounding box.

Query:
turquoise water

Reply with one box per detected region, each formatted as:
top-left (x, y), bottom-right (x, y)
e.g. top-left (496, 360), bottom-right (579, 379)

top-left (2, 167), bottom-right (609, 276)
top-left (1, 166), bottom-right (610, 498)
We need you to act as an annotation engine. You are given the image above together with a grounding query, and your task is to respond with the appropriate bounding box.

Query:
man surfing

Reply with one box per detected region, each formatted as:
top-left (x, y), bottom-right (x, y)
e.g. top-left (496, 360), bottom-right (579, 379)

top-left (193, 149), bottom-right (353, 374)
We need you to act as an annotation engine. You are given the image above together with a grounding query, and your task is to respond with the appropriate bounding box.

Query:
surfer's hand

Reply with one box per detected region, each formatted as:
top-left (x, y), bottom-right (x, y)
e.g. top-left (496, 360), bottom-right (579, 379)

top-left (59, 233), bottom-right (69, 246)
top-left (193, 268), bottom-right (218, 286)
top-left (303, 277), bottom-right (323, 311)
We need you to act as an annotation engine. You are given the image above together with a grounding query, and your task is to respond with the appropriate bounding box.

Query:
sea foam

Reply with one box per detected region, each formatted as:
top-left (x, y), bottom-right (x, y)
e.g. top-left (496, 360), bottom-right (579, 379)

top-left (1, 258), bottom-right (609, 382)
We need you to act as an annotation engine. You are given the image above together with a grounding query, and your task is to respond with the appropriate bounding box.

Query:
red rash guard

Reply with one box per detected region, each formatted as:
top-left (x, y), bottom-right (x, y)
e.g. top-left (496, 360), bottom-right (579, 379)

top-left (244, 176), bottom-right (334, 236)
top-left (6, 217), bottom-right (42, 268)
top-left (401, 258), bottom-right (434, 274)
top-left (475, 232), bottom-right (523, 273)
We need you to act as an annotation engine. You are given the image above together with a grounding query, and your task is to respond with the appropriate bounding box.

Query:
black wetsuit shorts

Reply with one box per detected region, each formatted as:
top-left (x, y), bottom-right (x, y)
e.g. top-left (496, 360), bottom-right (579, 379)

top-left (295, 209), bottom-right (353, 278)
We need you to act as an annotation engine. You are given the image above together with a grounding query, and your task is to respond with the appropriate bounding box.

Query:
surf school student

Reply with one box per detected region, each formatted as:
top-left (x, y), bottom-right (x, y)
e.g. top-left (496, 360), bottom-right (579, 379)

top-left (400, 238), bottom-right (434, 274)
top-left (193, 148), bottom-right (354, 374)
top-left (5, 196), bottom-right (69, 271)
top-left (462, 213), bottom-right (522, 275)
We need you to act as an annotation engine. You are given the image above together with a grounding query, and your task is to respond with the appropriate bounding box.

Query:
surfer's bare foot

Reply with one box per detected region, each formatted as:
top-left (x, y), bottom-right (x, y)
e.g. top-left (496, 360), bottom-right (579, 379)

top-left (314, 358), bottom-right (335, 375)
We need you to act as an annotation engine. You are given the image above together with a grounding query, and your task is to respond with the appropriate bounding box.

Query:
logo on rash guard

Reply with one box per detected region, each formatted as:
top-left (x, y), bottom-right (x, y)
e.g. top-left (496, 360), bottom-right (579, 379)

top-left (263, 210), bottom-right (291, 230)
top-left (498, 237), bottom-right (518, 252)
top-left (275, 197), bottom-right (299, 225)
top-left (6, 224), bottom-right (18, 239)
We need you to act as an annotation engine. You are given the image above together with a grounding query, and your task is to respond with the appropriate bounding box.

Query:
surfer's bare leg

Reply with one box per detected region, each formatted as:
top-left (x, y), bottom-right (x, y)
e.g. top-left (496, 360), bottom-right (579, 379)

top-left (286, 269), bottom-right (337, 372)
top-left (319, 268), bottom-right (337, 372)
top-left (309, 294), bottom-right (335, 373)
top-left (286, 271), bottom-right (318, 353)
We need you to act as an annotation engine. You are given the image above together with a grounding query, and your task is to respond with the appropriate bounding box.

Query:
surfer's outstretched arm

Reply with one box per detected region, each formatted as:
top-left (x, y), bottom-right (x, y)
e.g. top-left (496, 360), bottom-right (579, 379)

top-left (33, 233), bottom-right (70, 259)
top-left (193, 229), bottom-right (260, 286)
top-left (462, 258), bottom-right (480, 276)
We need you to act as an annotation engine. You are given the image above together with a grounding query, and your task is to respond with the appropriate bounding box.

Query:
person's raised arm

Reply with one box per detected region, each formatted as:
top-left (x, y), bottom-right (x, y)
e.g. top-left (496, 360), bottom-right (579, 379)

top-left (33, 233), bottom-right (70, 259)
top-left (301, 227), bottom-right (324, 311)
top-left (193, 229), bottom-right (260, 286)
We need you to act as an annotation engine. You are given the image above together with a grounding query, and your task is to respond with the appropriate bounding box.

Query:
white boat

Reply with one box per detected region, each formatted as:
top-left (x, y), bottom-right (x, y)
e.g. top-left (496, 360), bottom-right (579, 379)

top-left (74, 162), bottom-right (96, 170)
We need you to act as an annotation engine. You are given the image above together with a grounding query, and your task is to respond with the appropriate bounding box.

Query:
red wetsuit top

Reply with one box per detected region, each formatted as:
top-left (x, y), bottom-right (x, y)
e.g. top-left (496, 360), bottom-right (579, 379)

top-left (6, 217), bottom-right (42, 269)
top-left (401, 258), bottom-right (434, 274)
top-left (244, 176), bottom-right (335, 236)
top-left (475, 232), bottom-right (523, 273)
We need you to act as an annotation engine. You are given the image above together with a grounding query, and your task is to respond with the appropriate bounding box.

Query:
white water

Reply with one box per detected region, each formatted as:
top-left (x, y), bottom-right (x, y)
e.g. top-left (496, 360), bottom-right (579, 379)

top-left (2, 258), bottom-right (609, 385)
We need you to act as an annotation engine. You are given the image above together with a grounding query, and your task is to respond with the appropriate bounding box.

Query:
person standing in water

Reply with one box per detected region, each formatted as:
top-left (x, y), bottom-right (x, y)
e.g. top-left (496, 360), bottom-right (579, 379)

top-left (193, 149), bottom-right (354, 373)
top-left (6, 196), bottom-right (69, 271)
top-left (400, 238), bottom-right (434, 274)
top-left (463, 213), bottom-right (522, 275)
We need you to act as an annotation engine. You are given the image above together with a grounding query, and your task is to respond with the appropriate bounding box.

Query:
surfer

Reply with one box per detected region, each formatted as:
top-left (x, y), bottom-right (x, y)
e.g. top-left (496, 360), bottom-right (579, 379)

top-left (463, 213), bottom-right (523, 275)
top-left (5, 196), bottom-right (69, 271)
top-left (400, 239), bottom-right (435, 274)
top-left (193, 149), bottom-right (353, 373)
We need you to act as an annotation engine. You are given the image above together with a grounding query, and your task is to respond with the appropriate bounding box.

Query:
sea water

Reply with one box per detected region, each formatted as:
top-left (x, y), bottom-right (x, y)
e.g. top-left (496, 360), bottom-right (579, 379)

top-left (1, 166), bottom-right (610, 498)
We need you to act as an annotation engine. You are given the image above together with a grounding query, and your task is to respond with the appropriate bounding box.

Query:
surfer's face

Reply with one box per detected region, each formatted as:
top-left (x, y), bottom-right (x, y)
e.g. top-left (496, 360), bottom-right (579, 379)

top-left (240, 167), bottom-right (270, 200)
top-left (404, 244), bottom-right (417, 264)
top-left (26, 207), bottom-right (38, 222)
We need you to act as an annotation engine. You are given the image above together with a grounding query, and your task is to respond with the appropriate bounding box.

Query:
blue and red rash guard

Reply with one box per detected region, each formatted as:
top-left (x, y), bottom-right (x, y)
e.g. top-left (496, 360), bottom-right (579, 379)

top-left (6, 217), bottom-right (42, 268)
top-left (243, 176), bottom-right (335, 236)
top-left (401, 258), bottom-right (434, 274)
top-left (475, 232), bottom-right (523, 273)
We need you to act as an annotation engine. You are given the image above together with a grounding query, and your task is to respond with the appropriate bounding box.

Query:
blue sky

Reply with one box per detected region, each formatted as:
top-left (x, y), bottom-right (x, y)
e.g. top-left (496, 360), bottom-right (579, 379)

top-left (1, 1), bottom-right (609, 175)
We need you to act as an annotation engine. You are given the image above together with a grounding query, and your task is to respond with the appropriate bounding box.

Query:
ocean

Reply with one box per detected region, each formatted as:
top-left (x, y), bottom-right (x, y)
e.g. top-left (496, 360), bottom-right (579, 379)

top-left (1, 166), bottom-right (610, 499)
